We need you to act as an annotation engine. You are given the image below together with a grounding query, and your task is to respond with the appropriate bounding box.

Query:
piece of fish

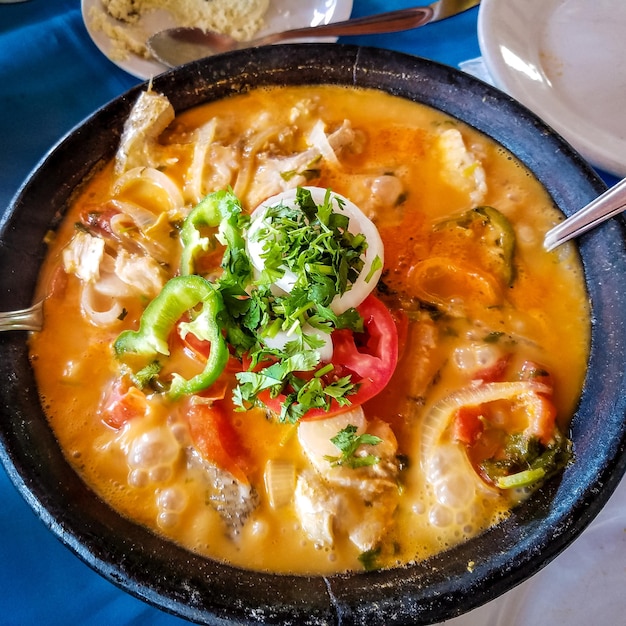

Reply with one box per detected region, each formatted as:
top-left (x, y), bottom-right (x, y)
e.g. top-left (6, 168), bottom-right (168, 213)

top-left (295, 407), bottom-right (400, 552)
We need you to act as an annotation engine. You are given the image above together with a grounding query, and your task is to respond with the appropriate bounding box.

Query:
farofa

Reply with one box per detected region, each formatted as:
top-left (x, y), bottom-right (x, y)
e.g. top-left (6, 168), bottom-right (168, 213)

top-left (90, 0), bottom-right (270, 62)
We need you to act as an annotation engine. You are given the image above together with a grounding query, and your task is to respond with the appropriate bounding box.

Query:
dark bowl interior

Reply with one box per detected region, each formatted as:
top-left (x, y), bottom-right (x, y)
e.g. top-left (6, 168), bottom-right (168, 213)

top-left (1, 45), bottom-right (625, 626)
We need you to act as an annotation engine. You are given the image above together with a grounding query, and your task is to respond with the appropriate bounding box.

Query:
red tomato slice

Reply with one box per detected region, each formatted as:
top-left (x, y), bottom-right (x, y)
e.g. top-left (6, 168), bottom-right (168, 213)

top-left (99, 379), bottom-right (147, 429)
top-left (259, 294), bottom-right (399, 419)
top-left (186, 401), bottom-right (250, 485)
top-left (452, 405), bottom-right (485, 445)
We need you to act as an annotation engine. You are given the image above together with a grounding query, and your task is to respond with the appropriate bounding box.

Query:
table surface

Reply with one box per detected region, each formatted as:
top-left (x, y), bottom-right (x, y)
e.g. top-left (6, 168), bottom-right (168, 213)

top-left (0, 2), bottom-right (623, 625)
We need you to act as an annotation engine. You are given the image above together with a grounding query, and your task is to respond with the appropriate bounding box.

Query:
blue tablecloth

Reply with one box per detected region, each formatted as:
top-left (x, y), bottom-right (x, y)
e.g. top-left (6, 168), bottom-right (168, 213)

top-left (0, 2), bottom-right (621, 625)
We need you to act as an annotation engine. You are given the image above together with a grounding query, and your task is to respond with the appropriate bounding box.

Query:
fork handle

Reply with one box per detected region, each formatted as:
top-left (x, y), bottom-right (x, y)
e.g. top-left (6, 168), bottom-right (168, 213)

top-left (0, 301), bottom-right (44, 332)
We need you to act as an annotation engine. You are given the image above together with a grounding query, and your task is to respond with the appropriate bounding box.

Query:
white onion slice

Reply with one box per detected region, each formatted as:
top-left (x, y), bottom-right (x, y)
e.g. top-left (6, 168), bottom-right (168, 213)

top-left (110, 199), bottom-right (158, 231)
top-left (113, 166), bottom-right (185, 211)
top-left (420, 381), bottom-right (551, 506)
top-left (80, 282), bottom-right (124, 327)
top-left (185, 118), bottom-right (218, 204)
top-left (264, 460), bottom-right (296, 509)
top-left (247, 187), bottom-right (384, 314)
top-left (420, 381), bottom-right (551, 460)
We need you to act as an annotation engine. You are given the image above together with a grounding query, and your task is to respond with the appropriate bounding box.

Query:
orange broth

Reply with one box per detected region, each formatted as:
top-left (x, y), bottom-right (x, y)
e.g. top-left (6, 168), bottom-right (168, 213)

top-left (29, 85), bottom-right (589, 574)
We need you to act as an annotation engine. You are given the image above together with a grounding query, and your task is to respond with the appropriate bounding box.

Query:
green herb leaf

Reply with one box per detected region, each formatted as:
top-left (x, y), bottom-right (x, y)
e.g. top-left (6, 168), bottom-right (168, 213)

top-left (358, 547), bottom-right (381, 571)
top-left (128, 360), bottom-right (162, 390)
top-left (179, 188), bottom-right (375, 420)
top-left (324, 424), bottom-right (382, 468)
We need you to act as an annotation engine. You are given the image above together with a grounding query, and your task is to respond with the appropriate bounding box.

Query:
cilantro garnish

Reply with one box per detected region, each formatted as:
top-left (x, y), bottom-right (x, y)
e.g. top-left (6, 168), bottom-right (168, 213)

top-left (178, 188), bottom-right (375, 421)
top-left (127, 360), bottom-right (162, 390)
top-left (364, 255), bottom-right (383, 283)
top-left (250, 187), bottom-right (368, 307)
top-left (358, 547), bottom-right (381, 571)
top-left (233, 343), bottom-right (359, 423)
top-left (324, 424), bottom-right (383, 468)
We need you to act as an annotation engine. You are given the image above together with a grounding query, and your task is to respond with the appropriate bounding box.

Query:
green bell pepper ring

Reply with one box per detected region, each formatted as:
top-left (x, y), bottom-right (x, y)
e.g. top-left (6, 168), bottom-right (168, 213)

top-left (472, 206), bottom-right (516, 286)
top-left (180, 189), bottom-right (250, 280)
top-left (434, 205), bottom-right (516, 286)
top-left (114, 274), bottom-right (228, 399)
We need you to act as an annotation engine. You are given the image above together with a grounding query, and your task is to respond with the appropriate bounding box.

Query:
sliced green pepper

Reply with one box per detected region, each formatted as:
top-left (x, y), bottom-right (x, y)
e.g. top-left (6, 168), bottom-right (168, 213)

top-left (495, 467), bottom-right (546, 490)
top-left (114, 274), bottom-right (228, 399)
top-left (434, 205), bottom-right (516, 286)
top-left (481, 430), bottom-right (572, 491)
top-left (180, 189), bottom-right (250, 282)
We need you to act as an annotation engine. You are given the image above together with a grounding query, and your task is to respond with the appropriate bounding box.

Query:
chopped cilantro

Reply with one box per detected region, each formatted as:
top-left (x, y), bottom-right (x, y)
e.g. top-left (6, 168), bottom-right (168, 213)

top-left (480, 430), bottom-right (572, 490)
top-left (174, 188), bottom-right (376, 420)
top-left (324, 424), bottom-right (383, 468)
top-left (358, 547), bottom-right (381, 571)
top-left (127, 360), bottom-right (162, 390)
top-left (250, 187), bottom-right (368, 307)
top-left (364, 255), bottom-right (383, 283)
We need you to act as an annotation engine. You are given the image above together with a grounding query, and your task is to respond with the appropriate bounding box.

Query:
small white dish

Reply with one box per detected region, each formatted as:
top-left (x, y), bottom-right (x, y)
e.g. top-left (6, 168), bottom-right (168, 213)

top-left (82, 0), bottom-right (353, 80)
top-left (478, 0), bottom-right (626, 177)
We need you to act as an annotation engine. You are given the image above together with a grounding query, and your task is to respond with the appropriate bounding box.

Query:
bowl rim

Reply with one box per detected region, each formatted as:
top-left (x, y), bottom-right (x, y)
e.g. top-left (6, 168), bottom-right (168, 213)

top-left (1, 44), bottom-right (625, 626)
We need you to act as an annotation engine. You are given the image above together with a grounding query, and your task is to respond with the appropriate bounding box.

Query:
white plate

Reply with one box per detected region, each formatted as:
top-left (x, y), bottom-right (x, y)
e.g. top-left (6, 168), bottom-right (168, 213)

top-left (82, 0), bottom-right (354, 80)
top-left (478, 0), bottom-right (626, 177)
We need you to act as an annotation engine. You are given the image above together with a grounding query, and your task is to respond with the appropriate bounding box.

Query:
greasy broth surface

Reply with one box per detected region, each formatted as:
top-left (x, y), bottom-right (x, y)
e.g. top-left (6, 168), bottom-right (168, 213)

top-left (30, 86), bottom-right (589, 574)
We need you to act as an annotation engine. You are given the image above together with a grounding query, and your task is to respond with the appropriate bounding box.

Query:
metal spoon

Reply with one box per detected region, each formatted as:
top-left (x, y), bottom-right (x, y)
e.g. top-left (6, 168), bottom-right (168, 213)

top-left (544, 177), bottom-right (626, 251)
top-left (0, 300), bottom-right (43, 332)
top-left (147, 0), bottom-right (480, 67)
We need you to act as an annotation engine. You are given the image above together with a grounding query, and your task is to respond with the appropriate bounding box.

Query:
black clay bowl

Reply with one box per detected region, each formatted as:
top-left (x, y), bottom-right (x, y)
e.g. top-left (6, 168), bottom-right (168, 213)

top-left (1, 45), bottom-right (625, 626)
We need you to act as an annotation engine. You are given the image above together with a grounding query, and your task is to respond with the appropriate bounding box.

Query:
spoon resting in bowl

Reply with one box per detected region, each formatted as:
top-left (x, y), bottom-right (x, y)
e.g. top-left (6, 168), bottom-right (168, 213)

top-left (147, 0), bottom-right (480, 67)
top-left (544, 177), bottom-right (626, 251)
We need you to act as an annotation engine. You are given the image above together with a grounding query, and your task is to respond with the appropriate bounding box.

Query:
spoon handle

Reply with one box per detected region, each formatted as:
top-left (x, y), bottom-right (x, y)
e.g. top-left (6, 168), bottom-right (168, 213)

top-left (544, 177), bottom-right (626, 251)
top-left (0, 300), bottom-right (43, 332)
top-left (250, 7), bottom-right (434, 46)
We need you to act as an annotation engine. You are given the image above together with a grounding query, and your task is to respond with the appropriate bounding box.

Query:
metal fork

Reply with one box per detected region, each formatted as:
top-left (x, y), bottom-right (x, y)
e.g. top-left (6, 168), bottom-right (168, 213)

top-left (0, 300), bottom-right (44, 332)
top-left (544, 177), bottom-right (626, 251)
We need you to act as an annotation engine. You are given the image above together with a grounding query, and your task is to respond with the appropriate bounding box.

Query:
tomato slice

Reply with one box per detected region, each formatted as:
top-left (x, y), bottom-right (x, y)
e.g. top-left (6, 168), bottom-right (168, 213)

top-left (452, 405), bottom-right (485, 446)
top-left (173, 319), bottom-right (240, 402)
top-left (99, 379), bottom-right (147, 429)
top-left (259, 294), bottom-right (399, 419)
top-left (186, 400), bottom-right (250, 485)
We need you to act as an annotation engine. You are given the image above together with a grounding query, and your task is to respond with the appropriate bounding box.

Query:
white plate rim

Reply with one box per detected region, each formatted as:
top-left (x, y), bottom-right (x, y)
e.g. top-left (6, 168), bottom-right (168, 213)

top-left (81, 0), bottom-right (354, 80)
top-left (478, 0), bottom-right (626, 178)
